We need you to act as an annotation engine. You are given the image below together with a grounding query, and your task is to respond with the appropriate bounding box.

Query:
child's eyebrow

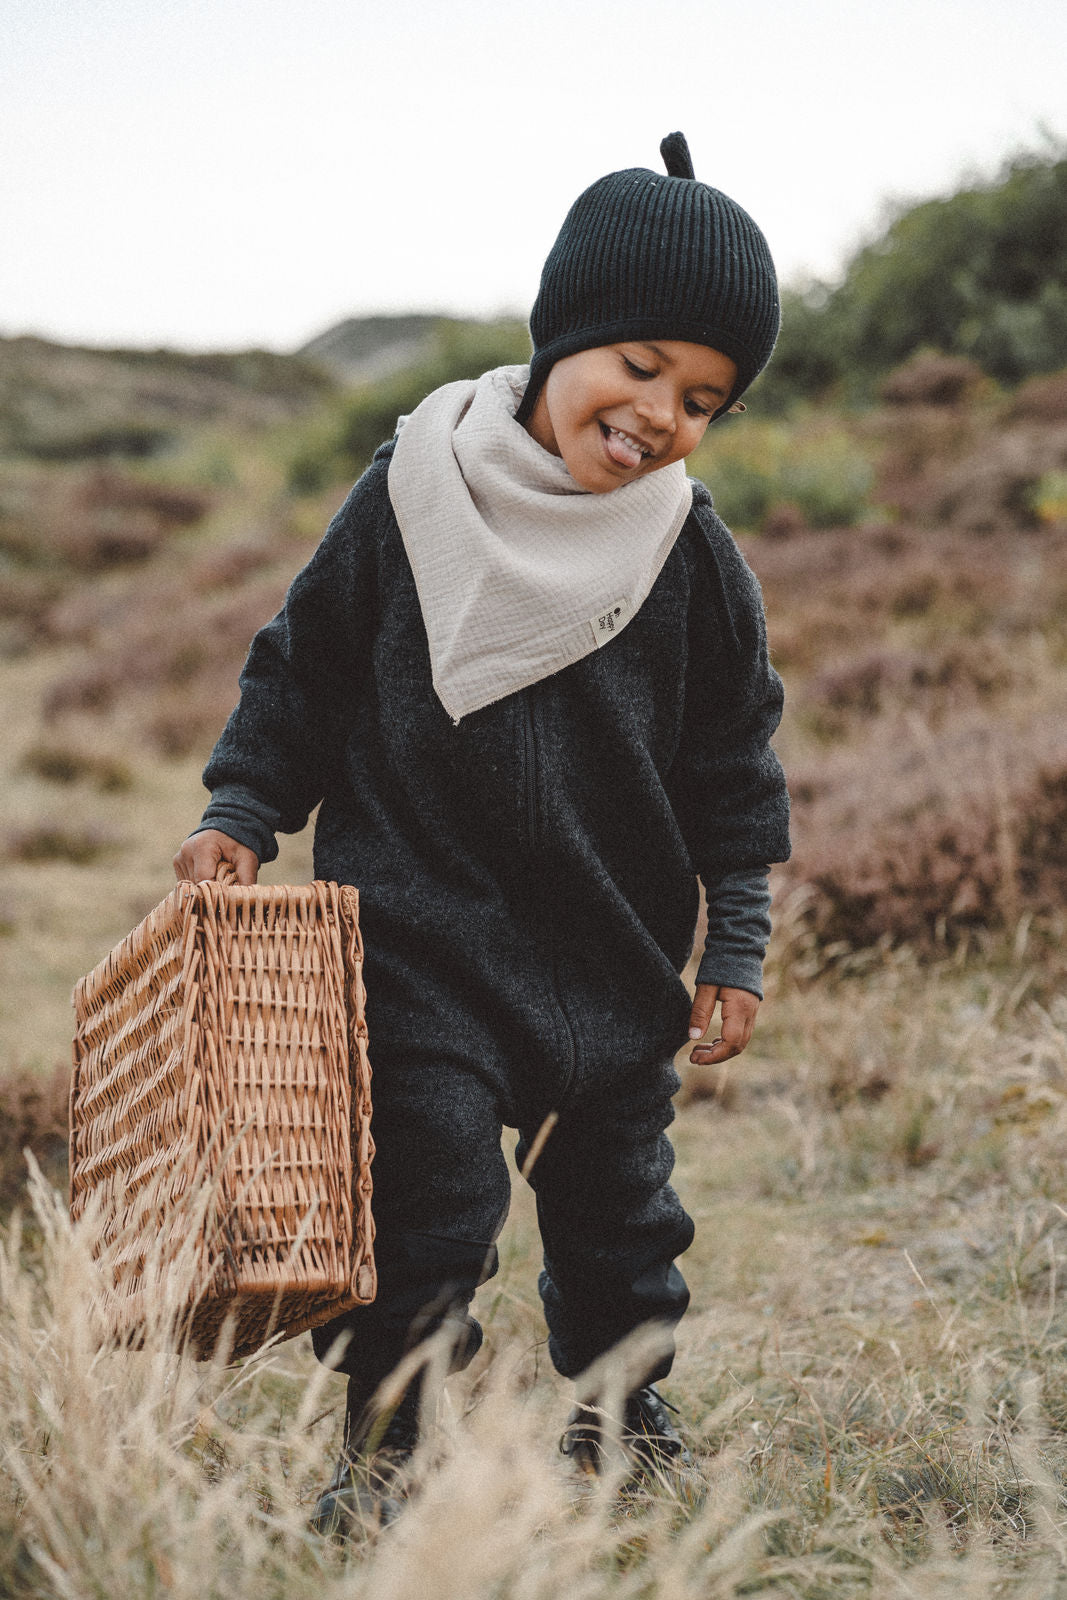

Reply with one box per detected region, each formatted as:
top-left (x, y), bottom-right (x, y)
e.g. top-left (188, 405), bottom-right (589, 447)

top-left (634, 342), bottom-right (732, 398)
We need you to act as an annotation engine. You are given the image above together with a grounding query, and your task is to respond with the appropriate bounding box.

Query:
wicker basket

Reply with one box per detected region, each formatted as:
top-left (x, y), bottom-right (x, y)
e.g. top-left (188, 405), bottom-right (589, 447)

top-left (70, 873), bottom-right (375, 1360)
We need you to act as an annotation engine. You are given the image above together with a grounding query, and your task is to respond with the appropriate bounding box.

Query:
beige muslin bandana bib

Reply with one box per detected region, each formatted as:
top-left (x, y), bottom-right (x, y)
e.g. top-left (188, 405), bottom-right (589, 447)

top-left (387, 364), bottom-right (693, 722)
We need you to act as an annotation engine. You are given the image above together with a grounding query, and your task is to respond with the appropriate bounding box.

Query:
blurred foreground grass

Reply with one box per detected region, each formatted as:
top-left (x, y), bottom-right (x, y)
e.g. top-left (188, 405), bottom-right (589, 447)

top-left (4, 949), bottom-right (1067, 1596)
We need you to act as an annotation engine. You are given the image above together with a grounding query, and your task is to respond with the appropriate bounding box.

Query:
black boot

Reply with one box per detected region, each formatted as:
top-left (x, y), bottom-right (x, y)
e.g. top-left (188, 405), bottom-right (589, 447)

top-left (560, 1384), bottom-right (696, 1487)
top-left (310, 1378), bottom-right (422, 1537)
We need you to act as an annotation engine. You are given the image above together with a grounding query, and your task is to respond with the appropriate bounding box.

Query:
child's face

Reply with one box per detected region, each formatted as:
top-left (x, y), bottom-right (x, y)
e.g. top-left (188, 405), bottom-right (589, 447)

top-left (523, 340), bottom-right (737, 494)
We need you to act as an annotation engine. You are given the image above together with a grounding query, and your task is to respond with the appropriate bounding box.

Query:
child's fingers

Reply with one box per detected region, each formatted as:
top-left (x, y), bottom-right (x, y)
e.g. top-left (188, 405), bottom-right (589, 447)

top-left (226, 844), bottom-right (260, 885)
top-left (172, 835), bottom-right (217, 882)
top-left (173, 830), bottom-right (259, 885)
top-left (688, 983), bottom-right (720, 1041)
top-left (689, 986), bottom-right (759, 1064)
top-left (721, 987), bottom-right (759, 1053)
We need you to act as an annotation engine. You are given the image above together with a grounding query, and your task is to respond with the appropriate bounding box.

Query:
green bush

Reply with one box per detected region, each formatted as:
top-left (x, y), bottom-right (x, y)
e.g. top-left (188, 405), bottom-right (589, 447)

top-left (751, 144), bottom-right (1067, 411)
top-left (745, 285), bottom-right (850, 415)
top-left (701, 454), bottom-right (776, 529)
top-left (689, 419), bottom-right (875, 532)
top-left (1028, 468), bottom-right (1067, 525)
top-left (776, 432), bottom-right (874, 528)
top-left (289, 318), bottom-right (530, 491)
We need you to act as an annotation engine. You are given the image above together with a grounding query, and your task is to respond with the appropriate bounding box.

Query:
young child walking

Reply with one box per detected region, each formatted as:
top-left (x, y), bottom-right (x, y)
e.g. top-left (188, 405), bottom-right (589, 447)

top-left (174, 130), bottom-right (790, 1526)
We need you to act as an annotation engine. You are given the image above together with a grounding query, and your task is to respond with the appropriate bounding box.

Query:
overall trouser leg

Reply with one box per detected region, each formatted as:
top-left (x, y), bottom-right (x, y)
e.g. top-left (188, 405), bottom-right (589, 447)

top-left (312, 1052), bottom-right (512, 1391)
top-left (517, 1056), bottom-right (694, 1386)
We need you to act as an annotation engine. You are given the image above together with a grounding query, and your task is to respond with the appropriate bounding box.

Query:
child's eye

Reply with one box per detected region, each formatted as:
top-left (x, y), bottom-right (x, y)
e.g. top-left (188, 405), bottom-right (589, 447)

top-left (622, 356), bottom-right (654, 379)
top-left (685, 398), bottom-right (713, 419)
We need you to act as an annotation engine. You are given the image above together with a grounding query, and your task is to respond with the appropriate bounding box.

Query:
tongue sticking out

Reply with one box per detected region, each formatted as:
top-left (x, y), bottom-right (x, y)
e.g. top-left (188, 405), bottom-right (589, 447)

top-left (603, 427), bottom-right (643, 469)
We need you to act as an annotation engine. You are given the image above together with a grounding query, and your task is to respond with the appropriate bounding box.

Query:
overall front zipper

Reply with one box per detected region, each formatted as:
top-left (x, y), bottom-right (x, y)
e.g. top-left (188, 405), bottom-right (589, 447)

top-left (520, 688), bottom-right (577, 1098)
top-left (522, 691), bottom-right (538, 848)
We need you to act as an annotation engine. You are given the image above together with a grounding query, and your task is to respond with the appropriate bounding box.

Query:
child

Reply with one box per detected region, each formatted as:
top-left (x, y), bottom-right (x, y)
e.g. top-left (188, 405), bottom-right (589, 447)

top-left (174, 131), bottom-right (790, 1524)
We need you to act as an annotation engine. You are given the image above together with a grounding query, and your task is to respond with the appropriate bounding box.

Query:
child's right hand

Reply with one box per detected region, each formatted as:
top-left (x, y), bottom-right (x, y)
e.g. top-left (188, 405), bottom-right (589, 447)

top-left (173, 829), bottom-right (260, 886)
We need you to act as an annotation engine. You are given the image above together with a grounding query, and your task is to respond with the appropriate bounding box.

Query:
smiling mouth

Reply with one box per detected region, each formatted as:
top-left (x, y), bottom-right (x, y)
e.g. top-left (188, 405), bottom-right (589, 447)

top-left (600, 423), bottom-right (652, 469)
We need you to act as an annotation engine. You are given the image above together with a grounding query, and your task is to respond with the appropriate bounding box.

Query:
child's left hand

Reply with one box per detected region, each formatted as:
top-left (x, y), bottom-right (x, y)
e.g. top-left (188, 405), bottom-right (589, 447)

top-left (688, 984), bottom-right (759, 1064)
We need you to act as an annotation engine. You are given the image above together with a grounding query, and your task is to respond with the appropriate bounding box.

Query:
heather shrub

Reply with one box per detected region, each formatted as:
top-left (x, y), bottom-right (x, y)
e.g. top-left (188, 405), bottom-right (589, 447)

top-left (748, 519), bottom-right (1067, 675)
top-left (929, 426), bottom-right (1067, 533)
top-left (0, 1065), bottom-right (68, 1210)
top-left (58, 470), bottom-right (209, 569)
top-left (804, 637), bottom-right (1027, 738)
top-left (0, 467), bottom-right (211, 577)
top-left (872, 405), bottom-right (983, 520)
top-left (5, 823), bottom-right (120, 866)
top-left (43, 573), bottom-right (293, 756)
top-left (74, 468), bottom-right (209, 528)
top-left (872, 366), bottom-right (1067, 531)
top-left (18, 742), bottom-right (132, 792)
top-left (1007, 368), bottom-right (1067, 422)
top-left (23, 423), bottom-right (171, 462)
top-left (880, 351), bottom-right (988, 408)
top-left (782, 715), bottom-right (1067, 957)
top-left (0, 570), bottom-right (65, 656)
top-left (754, 509), bottom-right (1067, 959)
top-left (188, 538), bottom-right (276, 592)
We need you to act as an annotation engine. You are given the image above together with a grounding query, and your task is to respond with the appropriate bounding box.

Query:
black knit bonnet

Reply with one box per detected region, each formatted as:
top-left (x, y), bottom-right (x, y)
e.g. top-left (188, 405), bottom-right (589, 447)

top-left (515, 132), bottom-right (780, 426)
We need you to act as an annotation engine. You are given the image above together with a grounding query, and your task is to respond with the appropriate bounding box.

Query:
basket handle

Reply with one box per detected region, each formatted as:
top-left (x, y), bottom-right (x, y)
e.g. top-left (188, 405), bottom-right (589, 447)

top-left (214, 861), bottom-right (239, 887)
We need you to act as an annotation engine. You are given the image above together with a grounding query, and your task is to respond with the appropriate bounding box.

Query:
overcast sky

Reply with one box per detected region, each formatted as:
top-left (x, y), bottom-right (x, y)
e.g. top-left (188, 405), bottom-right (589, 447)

top-left (2, 0), bottom-right (1065, 352)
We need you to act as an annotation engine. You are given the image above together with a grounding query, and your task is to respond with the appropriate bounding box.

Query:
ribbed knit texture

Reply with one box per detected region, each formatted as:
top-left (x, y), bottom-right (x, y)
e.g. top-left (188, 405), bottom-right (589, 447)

top-left (515, 131), bottom-right (779, 425)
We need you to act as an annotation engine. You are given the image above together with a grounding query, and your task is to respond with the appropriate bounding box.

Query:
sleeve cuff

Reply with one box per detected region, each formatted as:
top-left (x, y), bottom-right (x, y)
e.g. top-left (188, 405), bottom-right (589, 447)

top-left (194, 784), bottom-right (283, 865)
top-left (694, 949), bottom-right (765, 1000)
top-left (697, 865), bottom-right (772, 1000)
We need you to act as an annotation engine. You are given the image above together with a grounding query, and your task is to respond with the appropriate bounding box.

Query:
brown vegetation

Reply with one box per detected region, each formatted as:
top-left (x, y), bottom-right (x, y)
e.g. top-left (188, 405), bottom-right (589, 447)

top-left (743, 388), bottom-right (1067, 963)
top-left (19, 742), bottom-right (132, 792)
top-left (879, 350), bottom-right (988, 408)
top-left (0, 1064), bottom-right (69, 1208)
top-left (779, 716), bottom-right (1067, 958)
top-left (42, 570), bottom-right (295, 754)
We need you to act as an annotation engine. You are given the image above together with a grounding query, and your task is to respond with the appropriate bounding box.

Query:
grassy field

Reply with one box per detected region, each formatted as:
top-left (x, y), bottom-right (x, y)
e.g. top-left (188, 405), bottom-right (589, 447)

top-left (2, 336), bottom-right (1067, 1595)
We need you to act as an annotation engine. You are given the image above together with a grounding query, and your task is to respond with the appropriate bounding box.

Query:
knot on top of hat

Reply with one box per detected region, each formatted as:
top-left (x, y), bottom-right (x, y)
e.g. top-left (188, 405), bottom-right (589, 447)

top-left (659, 131), bottom-right (695, 180)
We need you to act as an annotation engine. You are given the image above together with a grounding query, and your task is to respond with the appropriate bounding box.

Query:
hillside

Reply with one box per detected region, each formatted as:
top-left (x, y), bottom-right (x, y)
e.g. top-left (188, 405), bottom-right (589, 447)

top-left (0, 333), bottom-right (333, 461)
top-left (297, 312), bottom-right (476, 383)
top-left (3, 324), bottom-right (1067, 1595)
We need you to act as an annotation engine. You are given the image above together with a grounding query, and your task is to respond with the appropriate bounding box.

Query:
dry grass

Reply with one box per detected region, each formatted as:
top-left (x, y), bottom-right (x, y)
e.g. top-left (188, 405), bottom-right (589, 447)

top-left (4, 958), bottom-right (1067, 1596)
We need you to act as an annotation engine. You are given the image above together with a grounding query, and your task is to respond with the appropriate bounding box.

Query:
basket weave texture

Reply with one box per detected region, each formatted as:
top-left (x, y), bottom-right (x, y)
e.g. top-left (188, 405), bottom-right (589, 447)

top-left (70, 876), bottom-right (375, 1360)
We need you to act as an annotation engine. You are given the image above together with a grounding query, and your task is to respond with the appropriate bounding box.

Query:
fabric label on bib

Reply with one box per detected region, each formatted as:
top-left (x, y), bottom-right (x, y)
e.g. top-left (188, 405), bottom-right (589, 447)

top-left (588, 598), bottom-right (631, 648)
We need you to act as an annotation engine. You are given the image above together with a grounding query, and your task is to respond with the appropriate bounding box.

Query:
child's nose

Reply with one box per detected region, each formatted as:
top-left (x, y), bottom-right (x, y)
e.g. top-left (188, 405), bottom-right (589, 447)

top-left (635, 387), bottom-right (676, 434)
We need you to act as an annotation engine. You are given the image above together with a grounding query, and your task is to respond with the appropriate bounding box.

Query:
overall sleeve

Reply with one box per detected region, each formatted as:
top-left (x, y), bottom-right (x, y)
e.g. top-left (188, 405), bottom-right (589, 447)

top-left (194, 453), bottom-right (388, 862)
top-left (669, 491), bottom-right (791, 997)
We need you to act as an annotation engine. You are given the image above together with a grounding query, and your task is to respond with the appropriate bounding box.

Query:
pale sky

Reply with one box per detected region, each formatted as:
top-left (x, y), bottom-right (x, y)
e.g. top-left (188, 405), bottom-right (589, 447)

top-left (2, 0), bottom-right (1065, 352)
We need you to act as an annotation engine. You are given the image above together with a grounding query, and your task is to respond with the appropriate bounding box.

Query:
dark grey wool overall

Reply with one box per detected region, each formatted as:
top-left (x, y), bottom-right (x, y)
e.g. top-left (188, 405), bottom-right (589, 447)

top-left (196, 439), bottom-right (790, 1391)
